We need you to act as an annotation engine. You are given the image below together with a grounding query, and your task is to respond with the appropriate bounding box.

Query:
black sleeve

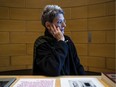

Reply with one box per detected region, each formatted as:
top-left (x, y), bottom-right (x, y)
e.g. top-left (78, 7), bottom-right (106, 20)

top-left (67, 36), bottom-right (85, 75)
top-left (74, 51), bottom-right (85, 75)
top-left (73, 44), bottom-right (85, 75)
top-left (35, 40), bottom-right (68, 76)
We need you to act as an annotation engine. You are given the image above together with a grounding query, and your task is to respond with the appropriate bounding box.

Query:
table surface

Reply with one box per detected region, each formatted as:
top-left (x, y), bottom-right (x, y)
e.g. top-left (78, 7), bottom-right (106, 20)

top-left (0, 75), bottom-right (110, 87)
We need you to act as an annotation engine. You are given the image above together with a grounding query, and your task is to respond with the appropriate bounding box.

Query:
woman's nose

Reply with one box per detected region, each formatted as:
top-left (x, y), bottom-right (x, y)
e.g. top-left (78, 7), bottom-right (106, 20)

top-left (62, 22), bottom-right (66, 27)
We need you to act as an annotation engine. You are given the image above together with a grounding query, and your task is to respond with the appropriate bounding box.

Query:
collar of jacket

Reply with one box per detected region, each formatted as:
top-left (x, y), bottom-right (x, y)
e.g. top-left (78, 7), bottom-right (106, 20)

top-left (44, 28), bottom-right (57, 41)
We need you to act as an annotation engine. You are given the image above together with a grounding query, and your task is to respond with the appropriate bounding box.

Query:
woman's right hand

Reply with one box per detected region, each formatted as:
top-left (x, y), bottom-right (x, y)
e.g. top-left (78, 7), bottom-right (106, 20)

top-left (49, 24), bottom-right (65, 41)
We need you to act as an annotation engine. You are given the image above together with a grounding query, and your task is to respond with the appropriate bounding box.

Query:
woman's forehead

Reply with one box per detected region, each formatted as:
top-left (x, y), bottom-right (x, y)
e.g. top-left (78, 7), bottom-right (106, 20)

top-left (54, 14), bottom-right (64, 21)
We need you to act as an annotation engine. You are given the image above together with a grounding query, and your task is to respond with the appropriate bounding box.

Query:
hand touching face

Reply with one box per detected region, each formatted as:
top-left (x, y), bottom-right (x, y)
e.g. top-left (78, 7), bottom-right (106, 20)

top-left (46, 14), bottom-right (66, 41)
top-left (49, 24), bottom-right (65, 41)
top-left (52, 14), bottom-right (66, 34)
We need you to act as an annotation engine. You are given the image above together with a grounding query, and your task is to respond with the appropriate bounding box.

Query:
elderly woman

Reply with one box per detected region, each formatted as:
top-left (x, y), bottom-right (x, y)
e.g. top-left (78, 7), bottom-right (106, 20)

top-left (33, 5), bottom-right (85, 76)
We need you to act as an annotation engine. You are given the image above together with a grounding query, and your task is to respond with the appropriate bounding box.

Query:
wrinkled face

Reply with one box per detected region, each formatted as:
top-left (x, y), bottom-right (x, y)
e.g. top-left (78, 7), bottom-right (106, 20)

top-left (52, 14), bottom-right (66, 34)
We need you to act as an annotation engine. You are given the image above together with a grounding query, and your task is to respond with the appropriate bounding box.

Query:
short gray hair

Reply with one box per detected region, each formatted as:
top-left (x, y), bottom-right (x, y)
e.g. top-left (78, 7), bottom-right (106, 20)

top-left (41, 5), bottom-right (64, 27)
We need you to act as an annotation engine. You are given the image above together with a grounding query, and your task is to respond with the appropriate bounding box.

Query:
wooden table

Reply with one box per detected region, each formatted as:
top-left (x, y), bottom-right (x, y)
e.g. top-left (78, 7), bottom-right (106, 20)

top-left (0, 75), bottom-right (110, 87)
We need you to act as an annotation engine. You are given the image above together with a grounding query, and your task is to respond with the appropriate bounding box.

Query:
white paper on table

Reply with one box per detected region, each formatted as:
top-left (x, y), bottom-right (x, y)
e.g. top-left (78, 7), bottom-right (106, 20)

top-left (60, 78), bottom-right (104, 87)
top-left (13, 78), bottom-right (55, 87)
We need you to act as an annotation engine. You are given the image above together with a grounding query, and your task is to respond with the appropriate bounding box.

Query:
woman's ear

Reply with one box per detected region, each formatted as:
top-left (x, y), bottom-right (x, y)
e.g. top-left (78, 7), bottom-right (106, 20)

top-left (45, 22), bottom-right (51, 30)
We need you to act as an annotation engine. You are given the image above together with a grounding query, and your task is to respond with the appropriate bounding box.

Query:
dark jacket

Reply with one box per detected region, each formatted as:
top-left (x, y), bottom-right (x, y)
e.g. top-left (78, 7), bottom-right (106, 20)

top-left (33, 30), bottom-right (85, 76)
